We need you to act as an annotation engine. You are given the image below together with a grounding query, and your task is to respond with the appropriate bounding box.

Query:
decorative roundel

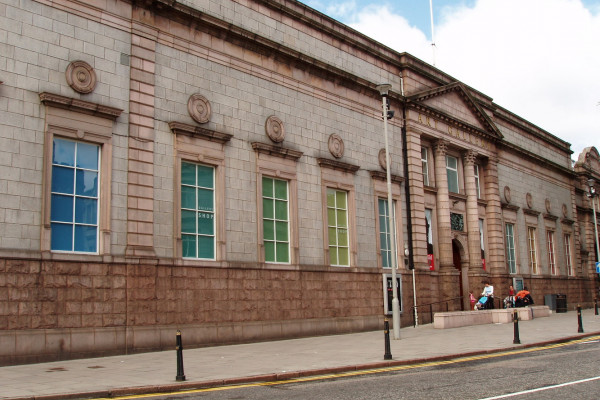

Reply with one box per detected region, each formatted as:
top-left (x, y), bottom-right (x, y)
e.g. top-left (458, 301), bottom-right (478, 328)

top-left (545, 198), bottom-right (552, 213)
top-left (265, 115), bottom-right (285, 143)
top-left (65, 61), bottom-right (97, 94)
top-left (562, 203), bottom-right (568, 217)
top-left (526, 192), bottom-right (533, 208)
top-left (187, 94), bottom-right (211, 124)
top-left (503, 186), bottom-right (511, 203)
top-left (328, 133), bottom-right (344, 159)
top-left (378, 148), bottom-right (387, 170)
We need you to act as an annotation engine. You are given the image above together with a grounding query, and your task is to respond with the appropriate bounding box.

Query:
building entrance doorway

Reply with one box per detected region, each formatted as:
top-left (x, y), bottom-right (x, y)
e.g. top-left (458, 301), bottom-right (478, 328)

top-left (452, 238), bottom-right (467, 311)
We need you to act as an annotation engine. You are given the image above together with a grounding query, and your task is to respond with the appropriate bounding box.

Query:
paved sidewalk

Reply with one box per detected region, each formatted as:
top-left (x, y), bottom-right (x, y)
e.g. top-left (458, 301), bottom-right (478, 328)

top-left (2, 309), bottom-right (600, 400)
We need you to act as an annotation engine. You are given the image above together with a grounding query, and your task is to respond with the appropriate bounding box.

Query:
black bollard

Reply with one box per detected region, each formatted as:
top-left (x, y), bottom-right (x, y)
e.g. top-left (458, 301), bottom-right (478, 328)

top-left (176, 330), bottom-right (186, 381)
top-left (383, 319), bottom-right (392, 360)
top-left (577, 305), bottom-right (584, 333)
top-left (513, 310), bottom-right (520, 344)
top-left (595, 298), bottom-right (598, 316)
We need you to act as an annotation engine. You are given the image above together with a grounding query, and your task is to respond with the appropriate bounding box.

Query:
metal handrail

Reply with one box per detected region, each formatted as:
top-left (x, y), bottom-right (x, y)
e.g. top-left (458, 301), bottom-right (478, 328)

top-left (410, 296), bottom-right (464, 327)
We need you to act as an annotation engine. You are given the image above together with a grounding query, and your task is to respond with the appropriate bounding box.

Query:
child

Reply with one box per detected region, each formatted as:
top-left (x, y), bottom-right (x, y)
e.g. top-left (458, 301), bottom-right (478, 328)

top-left (470, 291), bottom-right (476, 310)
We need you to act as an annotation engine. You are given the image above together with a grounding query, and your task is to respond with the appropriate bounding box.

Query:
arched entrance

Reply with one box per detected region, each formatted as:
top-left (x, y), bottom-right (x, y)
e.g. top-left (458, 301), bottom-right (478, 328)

top-left (452, 236), bottom-right (469, 311)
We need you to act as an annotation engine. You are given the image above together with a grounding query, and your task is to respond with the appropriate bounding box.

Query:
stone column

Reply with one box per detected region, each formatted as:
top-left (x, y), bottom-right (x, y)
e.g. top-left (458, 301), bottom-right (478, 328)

top-left (433, 140), bottom-right (453, 270)
top-left (463, 150), bottom-right (482, 274)
top-left (484, 156), bottom-right (505, 275)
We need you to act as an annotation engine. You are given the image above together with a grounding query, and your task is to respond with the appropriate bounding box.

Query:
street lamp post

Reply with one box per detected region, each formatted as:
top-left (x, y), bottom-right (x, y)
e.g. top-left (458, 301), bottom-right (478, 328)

top-left (376, 84), bottom-right (400, 339)
top-left (587, 179), bottom-right (600, 269)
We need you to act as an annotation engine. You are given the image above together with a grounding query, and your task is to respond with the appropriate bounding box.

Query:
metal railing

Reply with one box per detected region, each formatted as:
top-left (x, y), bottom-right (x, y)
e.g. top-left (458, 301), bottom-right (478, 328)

top-left (410, 296), bottom-right (464, 327)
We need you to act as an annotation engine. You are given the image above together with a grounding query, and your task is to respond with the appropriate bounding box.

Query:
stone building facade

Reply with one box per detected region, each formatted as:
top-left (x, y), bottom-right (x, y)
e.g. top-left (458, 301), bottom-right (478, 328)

top-left (0, 0), bottom-right (598, 364)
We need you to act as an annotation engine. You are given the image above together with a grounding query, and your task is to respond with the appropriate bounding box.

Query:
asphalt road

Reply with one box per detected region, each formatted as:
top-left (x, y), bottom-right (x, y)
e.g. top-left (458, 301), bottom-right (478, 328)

top-left (121, 338), bottom-right (600, 400)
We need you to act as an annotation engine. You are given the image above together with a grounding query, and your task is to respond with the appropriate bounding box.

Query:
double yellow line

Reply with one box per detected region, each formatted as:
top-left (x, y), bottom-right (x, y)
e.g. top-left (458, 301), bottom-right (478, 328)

top-left (101, 335), bottom-right (600, 400)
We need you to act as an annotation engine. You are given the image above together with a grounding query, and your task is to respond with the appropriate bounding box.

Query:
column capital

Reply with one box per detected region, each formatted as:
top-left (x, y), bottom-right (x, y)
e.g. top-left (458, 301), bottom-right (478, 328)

top-left (462, 149), bottom-right (478, 166)
top-left (434, 139), bottom-right (450, 156)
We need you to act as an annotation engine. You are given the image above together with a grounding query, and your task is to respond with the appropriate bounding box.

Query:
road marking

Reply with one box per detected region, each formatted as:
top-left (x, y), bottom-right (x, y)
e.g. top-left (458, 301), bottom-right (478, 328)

top-left (98, 335), bottom-right (600, 400)
top-left (478, 375), bottom-right (600, 399)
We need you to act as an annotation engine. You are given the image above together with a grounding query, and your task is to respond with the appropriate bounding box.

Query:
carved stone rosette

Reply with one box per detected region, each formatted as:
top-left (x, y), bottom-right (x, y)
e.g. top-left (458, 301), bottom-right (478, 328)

top-left (526, 192), bottom-right (533, 208)
top-left (187, 94), bottom-right (211, 124)
top-left (378, 148), bottom-right (387, 170)
top-left (265, 115), bottom-right (285, 143)
top-left (504, 186), bottom-right (511, 203)
top-left (65, 61), bottom-right (97, 94)
top-left (328, 133), bottom-right (344, 158)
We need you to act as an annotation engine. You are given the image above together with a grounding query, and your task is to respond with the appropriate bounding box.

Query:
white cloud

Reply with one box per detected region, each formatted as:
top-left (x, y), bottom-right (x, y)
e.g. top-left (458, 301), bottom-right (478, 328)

top-left (347, 0), bottom-right (600, 156)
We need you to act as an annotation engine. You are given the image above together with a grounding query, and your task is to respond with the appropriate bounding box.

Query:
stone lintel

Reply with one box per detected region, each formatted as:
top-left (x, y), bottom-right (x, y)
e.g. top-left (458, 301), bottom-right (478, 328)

top-left (368, 170), bottom-right (404, 184)
top-left (251, 142), bottom-right (303, 160)
top-left (39, 92), bottom-right (123, 120)
top-left (317, 158), bottom-right (360, 174)
top-left (169, 122), bottom-right (233, 144)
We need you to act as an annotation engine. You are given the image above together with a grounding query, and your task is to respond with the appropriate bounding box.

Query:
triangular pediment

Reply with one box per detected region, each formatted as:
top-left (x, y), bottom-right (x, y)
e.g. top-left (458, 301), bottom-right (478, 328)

top-left (408, 82), bottom-right (503, 140)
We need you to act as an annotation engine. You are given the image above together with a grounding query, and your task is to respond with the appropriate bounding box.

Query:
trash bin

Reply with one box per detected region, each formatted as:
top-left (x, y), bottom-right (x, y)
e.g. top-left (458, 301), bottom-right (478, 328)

top-left (555, 294), bottom-right (567, 313)
top-left (544, 294), bottom-right (557, 310)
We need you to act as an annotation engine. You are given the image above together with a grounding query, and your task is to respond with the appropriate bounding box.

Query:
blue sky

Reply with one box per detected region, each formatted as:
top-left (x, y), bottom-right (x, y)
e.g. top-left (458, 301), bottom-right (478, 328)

top-left (302, 0), bottom-right (600, 157)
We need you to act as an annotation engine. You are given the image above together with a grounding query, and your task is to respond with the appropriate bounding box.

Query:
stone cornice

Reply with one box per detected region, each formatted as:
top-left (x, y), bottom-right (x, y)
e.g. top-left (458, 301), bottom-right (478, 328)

top-left (317, 158), bottom-right (360, 174)
top-left (523, 208), bottom-right (541, 217)
top-left (168, 122), bottom-right (233, 144)
top-left (39, 92), bottom-right (122, 120)
top-left (251, 142), bottom-right (303, 160)
top-left (561, 218), bottom-right (575, 225)
top-left (543, 213), bottom-right (558, 222)
top-left (369, 170), bottom-right (404, 184)
top-left (501, 203), bottom-right (520, 212)
top-left (498, 140), bottom-right (576, 178)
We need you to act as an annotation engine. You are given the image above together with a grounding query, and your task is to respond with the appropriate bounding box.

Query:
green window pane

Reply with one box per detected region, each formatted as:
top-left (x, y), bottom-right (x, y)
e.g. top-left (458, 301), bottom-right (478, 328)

top-left (337, 209), bottom-right (347, 227)
top-left (263, 198), bottom-right (274, 219)
top-left (378, 198), bottom-right (386, 215)
top-left (446, 156), bottom-right (457, 169)
top-left (196, 164), bottom-right (214, 188)
top-left (329, 248), bottom-right (338, 265)
top-left (275, 221), bottom-right (288, 241)
top-left (262, 177), bottom-right (273, 197)
top-left (274, 179), bottom-right (287, 200)
top-left (197, 212), bottom-right (214, 235)
top-left (181, 186), bottom-right (195, 209)
top-left (197, 235), bottom-right (214, 259)
top-left (264, 220), bottom-right (275, 240)
top-left (338, 228), bottom-right (348, 246)
top-left (327, 189), bottom-right (335, 207)
top-left (264, 241), bottom-right (275, 262)
top-left (327, 208), bottom-right (336, 226)
top-left (380, 232), bottom-right (389, 251)
top-left (197, 188), bottom-right (214, 212)
top-left (275, 200), bottom-right (287, 220)
top-left (338, 247), bottom-right (349, 266)
top-left (328, 227), bottom-right (337, 246)
top-left (181, 210), bottom-right (196, 233)
top-left (276, 242), bottom-right (289, 263)
top-left (182, 234), bottom-right (196, 258)
top-left (181, 162), bottom-right (196, 185)
top-left (335, 190), bottom-right (346, 209)
top-left (379, 215), bottom-right (388, 233)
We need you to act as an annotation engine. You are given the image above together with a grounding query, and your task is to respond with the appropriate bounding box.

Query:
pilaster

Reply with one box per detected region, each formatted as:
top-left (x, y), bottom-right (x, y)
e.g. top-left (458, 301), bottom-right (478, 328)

top-left (463, 150), bottom-right (482, 273)
top-left (126, 17), bottom-right (158, 257)
top-left (434, 140), bottom-right (453, 269)
top-left (484, 156), bottom-right (505, 274)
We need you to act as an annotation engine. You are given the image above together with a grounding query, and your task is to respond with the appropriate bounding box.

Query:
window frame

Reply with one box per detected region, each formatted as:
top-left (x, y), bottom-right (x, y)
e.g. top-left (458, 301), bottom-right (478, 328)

top-left (41, 107), bottom-right (115, 256)
top-left (421, 147), bottom-right (430, 187)
top-left (446, 155), bottom-right (459, 194)
top-left (261, 176), bottom-right (291, 264)
top-left (180, 162), bottom-right (217, 260)
top-left (564, 233), bottom-right (573, 276)
top-left (378, 198), bottom-right (398, 269)
top-left (50, 138), bottom-right (101, 253)
top-left (527, 226), bottom-right (538, 275)
top-left (505, 222), bottom-right (517, 274)
top-left (474, 164), bottom-right (481, 199)
top-left (547, 230), bottom-right (556, 275)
